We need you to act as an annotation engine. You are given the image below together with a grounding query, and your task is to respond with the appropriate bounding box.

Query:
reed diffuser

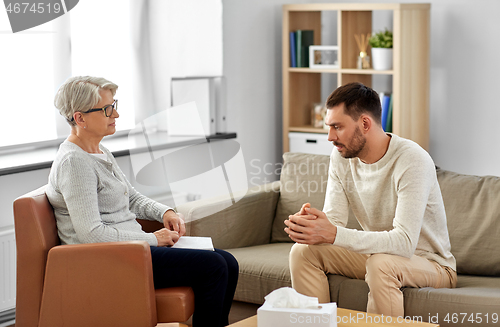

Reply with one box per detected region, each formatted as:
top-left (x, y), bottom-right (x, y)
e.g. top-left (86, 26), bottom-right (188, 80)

top-left (354, 33), bottom-right (371, 69)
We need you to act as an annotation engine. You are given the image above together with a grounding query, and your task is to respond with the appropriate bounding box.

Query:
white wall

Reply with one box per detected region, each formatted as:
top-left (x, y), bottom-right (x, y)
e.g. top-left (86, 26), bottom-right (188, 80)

top-left (222, 0), bottom-right (301, 187)
top-left (427, 0), bottom-right (500, 176)
top-left (223, 0), bottom-right (500, 179)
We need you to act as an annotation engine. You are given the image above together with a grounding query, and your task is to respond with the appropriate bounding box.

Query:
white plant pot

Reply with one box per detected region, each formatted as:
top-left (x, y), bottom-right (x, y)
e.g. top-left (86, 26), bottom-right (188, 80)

top-left (371, 48), bottom-right (393, 70)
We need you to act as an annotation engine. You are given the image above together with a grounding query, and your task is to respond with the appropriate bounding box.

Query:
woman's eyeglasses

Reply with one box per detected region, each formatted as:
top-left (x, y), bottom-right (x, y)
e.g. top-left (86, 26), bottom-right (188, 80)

top-left (83, 99), bottom-right (118, 117)
top-left (71, 100), bottom-right (118, 121)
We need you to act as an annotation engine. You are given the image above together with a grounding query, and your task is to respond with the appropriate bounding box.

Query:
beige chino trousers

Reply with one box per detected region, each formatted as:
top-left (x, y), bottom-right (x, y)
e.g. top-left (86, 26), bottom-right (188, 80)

top-left (290, 243), bottom-right (457, 317)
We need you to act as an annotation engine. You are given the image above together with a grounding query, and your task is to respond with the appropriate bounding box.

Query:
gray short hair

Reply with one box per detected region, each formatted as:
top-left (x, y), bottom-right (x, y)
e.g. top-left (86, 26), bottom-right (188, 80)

top-left (54, 76), bottom-right (118, 126)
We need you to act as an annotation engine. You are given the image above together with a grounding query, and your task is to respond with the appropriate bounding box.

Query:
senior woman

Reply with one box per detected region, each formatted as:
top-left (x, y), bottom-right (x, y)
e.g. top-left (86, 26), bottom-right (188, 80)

top-left (46, 76), bottom-right (238, 327)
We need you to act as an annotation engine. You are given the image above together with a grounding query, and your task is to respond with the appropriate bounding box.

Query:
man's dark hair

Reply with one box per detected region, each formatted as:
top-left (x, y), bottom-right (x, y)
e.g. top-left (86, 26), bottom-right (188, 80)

top-left (325, 82), bottom-right (382, 125)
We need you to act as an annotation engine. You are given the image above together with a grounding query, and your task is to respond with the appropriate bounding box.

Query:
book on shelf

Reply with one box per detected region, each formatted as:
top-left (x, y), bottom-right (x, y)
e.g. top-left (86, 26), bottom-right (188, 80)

top-left (289, 31), bottom-right (297, 67)
top-left (300, 30), bottom-right (314, 67)
top-left (385, 94), bottom-right (393, 133)
top-left (296, 30), bottom-right (302, 68)
top-left (380, 93), bottom-right (391, 131)
top-left (292, 30), bottom-right (314, 67)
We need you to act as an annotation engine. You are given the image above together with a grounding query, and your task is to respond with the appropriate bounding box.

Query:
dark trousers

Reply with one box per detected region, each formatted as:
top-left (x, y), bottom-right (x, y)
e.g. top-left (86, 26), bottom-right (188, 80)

top-left (150, 246), bottom-right (239, 327)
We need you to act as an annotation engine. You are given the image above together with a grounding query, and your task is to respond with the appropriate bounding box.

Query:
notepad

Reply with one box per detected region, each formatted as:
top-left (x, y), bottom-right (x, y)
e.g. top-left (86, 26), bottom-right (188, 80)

top-left (172, 236), bottom-right (215, 251)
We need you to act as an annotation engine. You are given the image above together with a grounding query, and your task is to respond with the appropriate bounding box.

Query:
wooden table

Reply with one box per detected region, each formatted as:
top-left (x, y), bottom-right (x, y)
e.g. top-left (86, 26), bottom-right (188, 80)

top-left (228, 308), bottom-right (439, 327)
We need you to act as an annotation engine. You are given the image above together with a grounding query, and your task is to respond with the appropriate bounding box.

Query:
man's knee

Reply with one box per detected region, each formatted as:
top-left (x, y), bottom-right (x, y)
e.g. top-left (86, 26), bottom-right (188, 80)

top-left (365, 254), bottom-right (399, 283)
top-left (290, 243), bottom-right (324, 273)
top-left (289, 243), bottom-right (309, 266)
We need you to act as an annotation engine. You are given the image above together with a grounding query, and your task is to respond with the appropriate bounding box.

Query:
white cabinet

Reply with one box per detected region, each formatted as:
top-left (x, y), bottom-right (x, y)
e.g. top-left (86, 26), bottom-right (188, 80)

top-left (288, 132), bottom-right (333, 156)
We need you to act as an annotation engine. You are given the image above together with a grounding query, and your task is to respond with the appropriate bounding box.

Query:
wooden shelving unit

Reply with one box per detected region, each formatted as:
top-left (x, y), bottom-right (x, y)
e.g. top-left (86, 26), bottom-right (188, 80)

top-left (282, 3), bottom-right (430, 152)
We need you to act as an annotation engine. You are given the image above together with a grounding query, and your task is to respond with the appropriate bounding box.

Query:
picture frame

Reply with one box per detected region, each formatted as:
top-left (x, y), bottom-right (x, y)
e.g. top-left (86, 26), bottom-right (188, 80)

top-left (309, 45), bottom-right (339, 69)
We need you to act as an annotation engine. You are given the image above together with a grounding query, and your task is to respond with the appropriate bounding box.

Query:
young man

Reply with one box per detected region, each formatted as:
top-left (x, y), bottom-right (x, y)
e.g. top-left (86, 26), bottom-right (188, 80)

top-left (284, 82), bottom-right (456, 317)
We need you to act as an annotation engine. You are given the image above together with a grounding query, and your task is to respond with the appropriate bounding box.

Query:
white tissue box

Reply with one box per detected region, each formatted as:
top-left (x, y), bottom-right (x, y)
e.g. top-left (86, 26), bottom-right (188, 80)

top-left (257, 301), bottom-right (337, 327)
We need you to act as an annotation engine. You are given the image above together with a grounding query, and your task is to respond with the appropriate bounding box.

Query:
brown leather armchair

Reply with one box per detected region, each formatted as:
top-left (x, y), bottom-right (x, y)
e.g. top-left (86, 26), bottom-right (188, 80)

top-left (13, 186), bottom-right (195, 327)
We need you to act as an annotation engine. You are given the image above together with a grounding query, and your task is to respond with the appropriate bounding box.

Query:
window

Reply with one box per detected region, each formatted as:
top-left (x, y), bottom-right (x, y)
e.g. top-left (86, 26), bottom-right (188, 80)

top-left (0, 12), bottom-right (57, 147)
top-left (0, 0), bottom-right (222, 149)
top-left (0, 0), bottom-right (135, 148)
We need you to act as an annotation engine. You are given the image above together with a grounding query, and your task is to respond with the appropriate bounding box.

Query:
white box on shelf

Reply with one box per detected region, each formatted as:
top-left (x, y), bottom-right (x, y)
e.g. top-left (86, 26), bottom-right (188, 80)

top-left (289, 132), bottom-right (333, 156)
top-left (257, 301), bottom-right (337, 327)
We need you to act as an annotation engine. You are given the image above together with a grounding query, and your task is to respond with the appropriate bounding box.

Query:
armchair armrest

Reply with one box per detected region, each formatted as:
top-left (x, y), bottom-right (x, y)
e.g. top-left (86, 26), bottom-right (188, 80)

top-left (39, 241), bottom-right (157, 327)
top-left (177, 181), bottom-right (281, 249)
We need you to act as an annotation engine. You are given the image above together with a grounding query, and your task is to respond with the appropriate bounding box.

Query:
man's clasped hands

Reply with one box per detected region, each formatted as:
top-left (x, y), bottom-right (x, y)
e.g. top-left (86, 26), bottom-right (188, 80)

top-left (284, 203), bottom-right (338, 245)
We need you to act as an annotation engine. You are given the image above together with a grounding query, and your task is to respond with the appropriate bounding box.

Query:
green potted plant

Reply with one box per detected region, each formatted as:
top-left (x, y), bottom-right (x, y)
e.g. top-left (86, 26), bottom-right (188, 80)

top-left (369, 29), bottom-right (393, 70)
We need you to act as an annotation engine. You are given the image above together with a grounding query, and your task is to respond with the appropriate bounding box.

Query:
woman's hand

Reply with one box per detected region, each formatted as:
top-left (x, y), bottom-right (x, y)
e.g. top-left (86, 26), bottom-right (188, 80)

top-left (153, 228), bottom-right (180, 247)
top-left (162, 210), bottom-right (186, 236)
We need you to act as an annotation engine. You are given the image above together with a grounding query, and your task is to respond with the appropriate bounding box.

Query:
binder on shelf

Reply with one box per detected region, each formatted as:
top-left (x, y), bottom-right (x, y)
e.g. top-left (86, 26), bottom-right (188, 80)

top-left (381, 94), bottom-right (391, 131)
top-left (295, 30), bottom-right (314, 67)
top-left (289, 31), bottom-right (297, 67)
top-left (300, 30), bottom-right (314, 67)
top-left (385, 94), bottom-right (393, 133)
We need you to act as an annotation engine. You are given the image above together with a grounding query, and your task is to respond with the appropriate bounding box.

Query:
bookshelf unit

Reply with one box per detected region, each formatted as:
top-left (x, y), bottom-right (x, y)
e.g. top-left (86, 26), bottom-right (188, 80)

top-left (282, 3), bottom-right (430, 152)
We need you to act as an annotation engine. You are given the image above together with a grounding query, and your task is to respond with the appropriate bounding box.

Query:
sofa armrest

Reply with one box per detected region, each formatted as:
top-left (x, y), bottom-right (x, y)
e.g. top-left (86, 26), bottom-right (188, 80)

top-left (39, 241), bottom-right (157, 327)
top-left (177, 181), bottom-right (281, 249)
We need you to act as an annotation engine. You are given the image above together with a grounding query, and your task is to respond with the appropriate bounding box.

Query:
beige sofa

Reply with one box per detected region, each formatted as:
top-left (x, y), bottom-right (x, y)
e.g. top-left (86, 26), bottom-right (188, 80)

top-left (177, 153), bottom-right (500, 326)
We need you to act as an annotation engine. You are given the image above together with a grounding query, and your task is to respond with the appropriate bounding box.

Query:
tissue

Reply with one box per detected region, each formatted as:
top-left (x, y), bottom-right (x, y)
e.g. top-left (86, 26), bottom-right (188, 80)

top-left (257, 287), bottom-right (337, 327)
top-left (264, 287), bottom-right (319, 309)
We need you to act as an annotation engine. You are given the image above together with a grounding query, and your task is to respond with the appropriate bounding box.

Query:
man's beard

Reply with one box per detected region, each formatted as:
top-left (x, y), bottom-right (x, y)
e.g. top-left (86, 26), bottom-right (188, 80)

top-left (334, 126), bottom-right (366, 158)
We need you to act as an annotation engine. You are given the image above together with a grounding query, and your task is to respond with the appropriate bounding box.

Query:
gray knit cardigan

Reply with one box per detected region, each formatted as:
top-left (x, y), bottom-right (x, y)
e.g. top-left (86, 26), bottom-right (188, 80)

top-left (46, 140), bottom-right (172, 246)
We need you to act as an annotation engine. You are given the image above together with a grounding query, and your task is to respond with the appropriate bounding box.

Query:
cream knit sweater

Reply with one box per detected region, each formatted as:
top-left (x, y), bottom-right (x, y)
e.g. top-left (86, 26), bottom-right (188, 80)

top-left (46, 140), bottom-right (172, 246)
top-left (324, 134), bottom-right (456, 270)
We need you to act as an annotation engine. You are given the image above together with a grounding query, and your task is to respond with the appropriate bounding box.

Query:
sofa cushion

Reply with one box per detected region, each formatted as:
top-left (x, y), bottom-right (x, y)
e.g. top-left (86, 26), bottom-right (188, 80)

top-left (182, 182), bottom-right (280, 249)
top-left (404, 275), bottom-right (500, 326)
top-left (272, 152), bottom-right (331, 242)
top-left (337, 278), bottom-right (369, 312)
top-left (226, 243), bottom-right (293, 304)
top-left (437, 169), bottom-right (500, 276)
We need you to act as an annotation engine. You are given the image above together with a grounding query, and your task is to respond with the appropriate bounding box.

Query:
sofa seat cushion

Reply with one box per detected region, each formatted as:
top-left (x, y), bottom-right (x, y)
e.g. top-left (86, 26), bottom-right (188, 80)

top-left (226, 243), bottom-right (294, 304)
top-left (404, 275), bottom-right (500, 326)
top-left (333, 276), bottom-right (369, 312)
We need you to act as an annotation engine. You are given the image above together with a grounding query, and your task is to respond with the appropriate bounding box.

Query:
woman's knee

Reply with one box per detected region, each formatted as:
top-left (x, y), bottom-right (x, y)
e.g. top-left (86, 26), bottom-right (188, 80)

top-left (215, 249), bottom-right (239, 275)
top-left (193, 251), bottom-right (228, 283)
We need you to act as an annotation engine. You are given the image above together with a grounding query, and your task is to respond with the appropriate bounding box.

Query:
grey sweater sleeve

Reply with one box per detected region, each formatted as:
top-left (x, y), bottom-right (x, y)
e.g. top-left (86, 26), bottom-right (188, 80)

top-left (57, 152), bottom-right (159, 245)
top-left (106, 150), bottom-right (173, 222)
